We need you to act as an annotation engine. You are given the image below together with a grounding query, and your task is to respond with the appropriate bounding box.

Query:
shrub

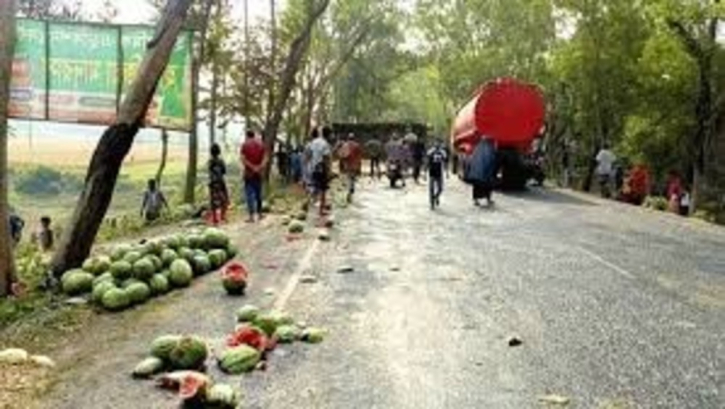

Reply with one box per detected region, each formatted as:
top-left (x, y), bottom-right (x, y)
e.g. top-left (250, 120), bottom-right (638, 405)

top-left (14, 166), bottom-right (82, 196)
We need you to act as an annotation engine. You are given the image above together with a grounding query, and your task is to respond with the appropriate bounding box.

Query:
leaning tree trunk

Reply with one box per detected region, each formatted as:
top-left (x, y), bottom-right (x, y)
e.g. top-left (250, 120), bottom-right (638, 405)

top-left (156, 128), bottom-right (169, 186)
top-left (262, 0), bottom-right (331, 168)
top-left (0, 0), bottom-right (17, 296)
top-left (51, 0), bottom-right (193, 276)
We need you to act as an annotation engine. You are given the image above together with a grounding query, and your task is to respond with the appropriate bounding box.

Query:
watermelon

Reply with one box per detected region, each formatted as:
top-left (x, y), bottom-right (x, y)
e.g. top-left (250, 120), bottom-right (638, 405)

top-left (226, 243), bottom-right (238, 259)
top-left (91, 281), bottom-right (117, 304)
top-left (61, 269), bottom-right (94, 296)
top-left (148, 255), bottom-right (163, 272)
top-left (149, 274), bottom-right (170, 295)
top-left (101, 287), bottom-right (131, 311)
top-left (203, 227), bottom-right (230, 249)
top-left (133, 258), bottom-right (156, 281)
top-left (177, 371), bottom-right (211, 402)
top-left (253, 311), bottom-right (294, 336)
top-left (301, 327), bottom-right (325, 344)
top-left (191, 255), bottom-right (212, 276)
top-left (288, 220), bottom-right (305, 234)
top-left (206, 383), bottom-right (240, 408)
top-left (236, 305), bottom-right (260, 323)
top-left (218, 345), bottom-right (260, 374)
top-left (132, 357), bottom-right (164, 379)
top-left (121, 278), bottom-right (143, 288)
top-left (161, 249), bottom-right (178, 267)
top-left (188, 234), bottom-right (204, 249)
top-left (84, 256), bottom-right (111, 275)
top-left (295, 211), bottom-right (308, 221)
top-left (123, 251), bottom-right (143, 265)
top-left (274, 325), bottom-right (300, 343)
top-left (142, 240), bottom-right (163, 256)
top-left (150, 335), bottom-right (182, 361)
top-left (179, 247), bottom-right (195, 262)
top-left (111, 244), bottom-right (132, 261)
top-left (208, 249), bottom-right (227, 269)
top-left (222, 274), bottom-right (246, 296)
top-left (169, 336), bottom-right (208, 370)
top-left (109, 260), bottom-right (133, 281)
top-left (169, 259), bottom-right (194, 287)
top-left (92, 272), bottom-right (114, 288)
top-left (126, 282), bottom-right (151, 305)
top-left (177, 235), bottom-right (190, 249)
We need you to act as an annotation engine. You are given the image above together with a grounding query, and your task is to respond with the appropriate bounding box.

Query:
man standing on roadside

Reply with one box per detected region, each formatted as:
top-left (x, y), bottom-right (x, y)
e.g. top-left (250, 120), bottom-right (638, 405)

top-left (240, 130), bottom-right (267, 223)
top-left (339, 133), bottom-right (363, 203)
top-left (595, 143), bottom-right (616, 198)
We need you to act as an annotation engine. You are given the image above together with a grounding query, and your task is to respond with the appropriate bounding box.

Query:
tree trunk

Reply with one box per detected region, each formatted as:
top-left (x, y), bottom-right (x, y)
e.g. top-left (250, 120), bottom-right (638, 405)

top-left (0, 0), bottom-right (17, 297)
top-left (243, 0), bottom-right (250, 128)
top-left (262, 0), bottom-right (331, 166)
top-left (51, 0), bottom-right (193, 276)
top-left (156, 128), bottom-right (169, 185)
top-left (266, 0), bottom-right (277, 127)
top-left (209, 61), bottom-right (218, 146)
top-left (184, 0), bottom-right (214, 205)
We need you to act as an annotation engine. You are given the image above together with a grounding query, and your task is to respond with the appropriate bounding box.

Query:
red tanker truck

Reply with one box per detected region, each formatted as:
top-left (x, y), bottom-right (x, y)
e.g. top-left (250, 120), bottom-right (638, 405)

top-left (451, 77), bottom-right (546, 190)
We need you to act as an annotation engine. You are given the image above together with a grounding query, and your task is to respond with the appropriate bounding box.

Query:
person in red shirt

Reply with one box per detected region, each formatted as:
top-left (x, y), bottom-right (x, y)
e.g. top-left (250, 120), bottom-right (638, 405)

top-left (338, 133), bottom-right (363, 203)
top-left (240, 130), bottom-right (268, 222)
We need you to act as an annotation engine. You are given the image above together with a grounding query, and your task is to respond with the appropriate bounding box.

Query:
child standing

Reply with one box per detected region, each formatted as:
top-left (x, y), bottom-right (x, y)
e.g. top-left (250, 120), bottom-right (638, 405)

top-left (208, 143), bottom-right (230, 224)
top-left (141, 179), bottom-right (169, 223)
top-left (37, 216), bottom-right (54, 251)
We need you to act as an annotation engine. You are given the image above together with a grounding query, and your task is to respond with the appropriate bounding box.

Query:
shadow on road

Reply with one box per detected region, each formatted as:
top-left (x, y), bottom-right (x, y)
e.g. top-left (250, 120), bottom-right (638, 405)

top-left (499, 187), bottom-right (597, 206)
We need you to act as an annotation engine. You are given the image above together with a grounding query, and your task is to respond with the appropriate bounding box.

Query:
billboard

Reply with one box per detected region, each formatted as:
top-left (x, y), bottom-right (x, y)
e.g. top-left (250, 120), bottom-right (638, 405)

top-left (9, 19), bottom-right (193, 131)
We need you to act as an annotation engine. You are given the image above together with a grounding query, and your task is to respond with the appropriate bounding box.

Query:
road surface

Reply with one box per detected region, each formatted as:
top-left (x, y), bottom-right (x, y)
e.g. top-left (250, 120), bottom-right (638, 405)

top-left (40, 179), bottom-right (724, 408)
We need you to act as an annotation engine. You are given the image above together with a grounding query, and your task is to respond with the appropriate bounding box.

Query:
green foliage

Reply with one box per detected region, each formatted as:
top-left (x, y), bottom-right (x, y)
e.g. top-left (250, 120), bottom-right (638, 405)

top-left (13, 166), bottom-right (83, 196)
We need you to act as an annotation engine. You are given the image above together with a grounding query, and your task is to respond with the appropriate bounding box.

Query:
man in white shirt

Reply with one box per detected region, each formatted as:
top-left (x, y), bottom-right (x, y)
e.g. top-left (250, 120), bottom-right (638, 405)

top-left (304, 127), bottom-right (333, 216)
top-left (595, 144), bottom-right (616, 198)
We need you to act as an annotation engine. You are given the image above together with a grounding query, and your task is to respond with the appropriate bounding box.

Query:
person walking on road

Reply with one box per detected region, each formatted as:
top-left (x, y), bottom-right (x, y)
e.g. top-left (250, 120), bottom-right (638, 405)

top-left (240, 130), bottom-right (267, 223)
top-left (305, 127), bottom-right (333, 217)
top-left (410, 138), bottom-right (426, 184)
top-left (595, 144), bottom-right (616, 198)
top-left (427, 139), bottom-right (448, 209)
top-left (208, 143), bottom-right (230, 224)
top-left (464, 137), bottom-right (497, 207)
top-left (339, 133), bottom-right (363, 203)
top-left (365, 137), bottom-right (384, 179)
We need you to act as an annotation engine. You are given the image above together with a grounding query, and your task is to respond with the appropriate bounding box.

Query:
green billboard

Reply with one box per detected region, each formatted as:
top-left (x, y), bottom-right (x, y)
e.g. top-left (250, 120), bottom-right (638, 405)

top-left (9, 19), bottom-right (193, 131)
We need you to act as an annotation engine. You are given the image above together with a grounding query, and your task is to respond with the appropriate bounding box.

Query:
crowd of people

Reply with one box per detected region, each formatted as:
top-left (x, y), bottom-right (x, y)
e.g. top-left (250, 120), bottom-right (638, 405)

top-left (593, 145), bottom-right (691, 216)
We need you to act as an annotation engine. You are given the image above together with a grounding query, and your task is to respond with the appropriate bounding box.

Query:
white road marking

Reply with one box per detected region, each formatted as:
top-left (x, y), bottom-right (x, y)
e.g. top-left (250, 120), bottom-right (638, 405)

top-left (273, 238), bottom-right (321, 311)
top-left (578, 246), bottom-right (635, 279)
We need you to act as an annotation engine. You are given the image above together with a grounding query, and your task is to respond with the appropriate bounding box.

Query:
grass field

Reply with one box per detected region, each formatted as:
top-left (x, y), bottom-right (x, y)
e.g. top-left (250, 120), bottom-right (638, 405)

top-left (9, 138), bottom-right (194, 229)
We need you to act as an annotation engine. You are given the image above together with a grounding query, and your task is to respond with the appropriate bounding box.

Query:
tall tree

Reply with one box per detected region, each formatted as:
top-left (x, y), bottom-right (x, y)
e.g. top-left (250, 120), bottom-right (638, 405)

top-left (261, 0), bottom-right (331, 161)
top-left (51, 0), bottom-right (194, 276)
top-left (0, 0), bottom-right (17, 297)
top-left (662, 0), bottom-right (722, 210)
top-left (183, 0), bottom-right (214, 204)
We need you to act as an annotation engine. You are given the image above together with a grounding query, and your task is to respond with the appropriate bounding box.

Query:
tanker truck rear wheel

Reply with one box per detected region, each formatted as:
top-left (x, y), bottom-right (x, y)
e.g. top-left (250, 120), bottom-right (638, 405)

top-left (497, 149), bottom-right (528, 191)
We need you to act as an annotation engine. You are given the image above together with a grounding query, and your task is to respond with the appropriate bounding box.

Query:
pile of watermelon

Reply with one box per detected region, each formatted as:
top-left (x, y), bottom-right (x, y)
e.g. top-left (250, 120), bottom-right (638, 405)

top-left (217, 305), bottom-right (325, 374)
top-left (59, 227), bottom-right (238, 312)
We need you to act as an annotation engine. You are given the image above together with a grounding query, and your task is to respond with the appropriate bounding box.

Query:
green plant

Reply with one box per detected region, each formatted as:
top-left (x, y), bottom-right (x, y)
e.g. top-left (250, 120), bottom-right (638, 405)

top-left (14, 166), bottom-right (83, 196)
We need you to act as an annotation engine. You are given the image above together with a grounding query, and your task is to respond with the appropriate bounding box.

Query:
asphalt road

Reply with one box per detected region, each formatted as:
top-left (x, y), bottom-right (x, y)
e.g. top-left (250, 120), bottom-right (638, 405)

top-left (37, 178), bottom-right (724, 409)
top-left (242, 178), bottom-right (724, 409)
